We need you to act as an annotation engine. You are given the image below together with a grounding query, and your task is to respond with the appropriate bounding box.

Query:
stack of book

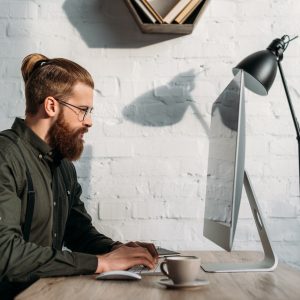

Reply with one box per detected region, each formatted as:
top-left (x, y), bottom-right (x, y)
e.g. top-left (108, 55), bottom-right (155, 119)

top-left (132, 0), bottom-right (206, 24)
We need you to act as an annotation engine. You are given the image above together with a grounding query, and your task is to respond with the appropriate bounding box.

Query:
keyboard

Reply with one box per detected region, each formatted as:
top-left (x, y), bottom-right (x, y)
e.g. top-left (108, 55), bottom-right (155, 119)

top-left (128, 247), bottom-right (181, 276)
top-left (128, 258), bottom-right (164, 276)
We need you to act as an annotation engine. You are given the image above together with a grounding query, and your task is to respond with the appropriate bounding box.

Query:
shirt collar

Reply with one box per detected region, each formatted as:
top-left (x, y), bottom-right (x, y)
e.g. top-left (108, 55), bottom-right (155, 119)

top-left (11, 117), bottom-right (60, 163)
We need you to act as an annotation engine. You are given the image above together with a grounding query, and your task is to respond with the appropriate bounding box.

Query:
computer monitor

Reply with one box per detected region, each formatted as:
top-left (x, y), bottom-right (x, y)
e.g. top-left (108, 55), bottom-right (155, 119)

top-left (202, 71), bottom-right (278, 272)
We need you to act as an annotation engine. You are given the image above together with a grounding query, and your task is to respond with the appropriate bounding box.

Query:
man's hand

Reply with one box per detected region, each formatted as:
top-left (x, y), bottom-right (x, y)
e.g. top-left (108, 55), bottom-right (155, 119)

top-left (112, 241), bottom-right (158, 260)
top-left (96, 244), bottom-right (157, 273)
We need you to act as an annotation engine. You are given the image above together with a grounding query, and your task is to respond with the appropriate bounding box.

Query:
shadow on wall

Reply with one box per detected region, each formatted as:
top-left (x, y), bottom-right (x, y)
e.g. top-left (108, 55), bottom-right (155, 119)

top-left (122, 69), bottom-right (209, 135)
top-left (62, 0), bottom-right (182, 48)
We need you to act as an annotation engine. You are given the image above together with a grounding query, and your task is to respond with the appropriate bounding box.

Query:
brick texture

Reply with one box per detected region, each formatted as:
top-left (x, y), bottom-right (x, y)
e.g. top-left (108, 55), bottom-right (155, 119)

top-left (0, 0), bottom-right (299, 269)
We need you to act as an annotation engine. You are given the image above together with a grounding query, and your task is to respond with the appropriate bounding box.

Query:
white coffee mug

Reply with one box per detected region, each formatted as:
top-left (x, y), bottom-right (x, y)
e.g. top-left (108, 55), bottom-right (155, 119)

top-left (160, 256), bottom-right (201, 284)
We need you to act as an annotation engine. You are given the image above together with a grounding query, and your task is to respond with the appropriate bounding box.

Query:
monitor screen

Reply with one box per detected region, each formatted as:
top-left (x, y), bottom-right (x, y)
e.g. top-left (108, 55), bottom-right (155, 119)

top-left (203, 71), bottom-right (245, 251)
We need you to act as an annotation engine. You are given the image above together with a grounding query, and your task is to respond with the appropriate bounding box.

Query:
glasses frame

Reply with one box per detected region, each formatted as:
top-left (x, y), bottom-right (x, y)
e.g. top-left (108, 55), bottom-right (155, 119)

top-left (54, 98), bottom-right (93, 122)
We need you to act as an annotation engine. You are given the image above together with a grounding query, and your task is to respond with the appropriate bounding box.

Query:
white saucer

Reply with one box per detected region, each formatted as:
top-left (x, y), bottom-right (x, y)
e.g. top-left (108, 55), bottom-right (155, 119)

top-left (158, 278), bottom-right (209, 289)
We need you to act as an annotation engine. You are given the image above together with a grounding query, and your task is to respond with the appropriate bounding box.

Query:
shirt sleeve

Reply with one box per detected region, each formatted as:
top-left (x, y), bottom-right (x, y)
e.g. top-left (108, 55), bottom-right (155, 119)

top-left (63, 164), bottom-right (117, 255)
top-left (0, 147), bottom-right (98, 283)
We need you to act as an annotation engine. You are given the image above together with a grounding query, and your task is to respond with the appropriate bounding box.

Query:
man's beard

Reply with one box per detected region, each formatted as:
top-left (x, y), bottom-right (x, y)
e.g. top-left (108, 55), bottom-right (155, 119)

top-left (48, 113), bottom-right (88, 161)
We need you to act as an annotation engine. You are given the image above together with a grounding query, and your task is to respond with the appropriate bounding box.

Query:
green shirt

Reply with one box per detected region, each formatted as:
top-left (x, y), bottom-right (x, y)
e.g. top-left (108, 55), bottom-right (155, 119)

top-left (0, 118), bottom-right (116, 282)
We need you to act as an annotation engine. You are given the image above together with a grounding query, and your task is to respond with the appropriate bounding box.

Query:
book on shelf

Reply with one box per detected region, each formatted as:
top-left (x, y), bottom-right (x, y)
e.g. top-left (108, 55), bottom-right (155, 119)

top-left (144, 0), bottom-right (180, 18)
top-left (174, 0), bottom-right (204, 24)
top-left (133, 0), bottom-right (157, 23)
top-left (132, 0), bottom-right (203, 26)
top-left (163, 0), bottom-right (193, 24)
top-left (140, 0), bottom-right (164, 23)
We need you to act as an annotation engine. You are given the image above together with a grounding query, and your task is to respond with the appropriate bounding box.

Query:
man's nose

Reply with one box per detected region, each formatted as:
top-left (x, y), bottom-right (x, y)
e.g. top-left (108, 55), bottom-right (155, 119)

top-left (83, 114), bottom-right (92, 127)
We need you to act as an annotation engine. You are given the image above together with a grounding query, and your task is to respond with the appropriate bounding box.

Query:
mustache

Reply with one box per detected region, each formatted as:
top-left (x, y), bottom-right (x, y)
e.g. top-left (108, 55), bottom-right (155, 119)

top-left (76, 127), bottom-right (88, 135)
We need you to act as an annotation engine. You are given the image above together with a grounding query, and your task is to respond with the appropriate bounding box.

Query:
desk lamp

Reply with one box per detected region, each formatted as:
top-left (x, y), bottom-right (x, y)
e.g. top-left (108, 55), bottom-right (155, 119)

top-left (232, 35), bottom-right (300, 190)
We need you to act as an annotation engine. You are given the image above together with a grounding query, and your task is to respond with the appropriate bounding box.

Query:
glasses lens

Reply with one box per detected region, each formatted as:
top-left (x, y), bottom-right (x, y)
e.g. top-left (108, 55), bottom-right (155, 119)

top-left (78, 110), bottom-right (85, 122)
top-left (82, 108), bottom-right (93, 121)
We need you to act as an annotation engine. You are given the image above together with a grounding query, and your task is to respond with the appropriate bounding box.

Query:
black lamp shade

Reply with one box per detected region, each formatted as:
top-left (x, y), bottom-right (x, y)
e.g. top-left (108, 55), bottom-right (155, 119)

top-left (233, 50), bottom-right (278, 96)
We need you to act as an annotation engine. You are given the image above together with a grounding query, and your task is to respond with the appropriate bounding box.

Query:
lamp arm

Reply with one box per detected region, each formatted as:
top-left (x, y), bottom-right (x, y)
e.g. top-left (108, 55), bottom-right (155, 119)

top-left (277, 60), bottom-right (300, 191)
top-left (277, 61), bottom-right (300, 139)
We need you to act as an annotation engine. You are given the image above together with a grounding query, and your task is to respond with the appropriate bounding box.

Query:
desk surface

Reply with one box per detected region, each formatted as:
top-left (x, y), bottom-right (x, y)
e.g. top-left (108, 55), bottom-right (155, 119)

top-left (16, 251), bottom-right (300, 300)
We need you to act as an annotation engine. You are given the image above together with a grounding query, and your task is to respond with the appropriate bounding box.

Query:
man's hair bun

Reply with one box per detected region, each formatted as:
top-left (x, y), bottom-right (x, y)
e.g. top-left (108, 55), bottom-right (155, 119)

top-left (21, 53), bottom-right (49, 83)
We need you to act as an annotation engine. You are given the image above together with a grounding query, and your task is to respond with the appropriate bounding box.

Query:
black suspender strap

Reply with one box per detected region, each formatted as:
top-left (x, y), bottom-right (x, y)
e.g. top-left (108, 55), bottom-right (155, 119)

top-left (0, 131), bottom-right (35, 242)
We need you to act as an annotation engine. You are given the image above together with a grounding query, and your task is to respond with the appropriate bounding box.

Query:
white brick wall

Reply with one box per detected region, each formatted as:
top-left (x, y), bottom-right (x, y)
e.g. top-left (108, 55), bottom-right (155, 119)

top-left (0, 0), bottom-right (299, 269)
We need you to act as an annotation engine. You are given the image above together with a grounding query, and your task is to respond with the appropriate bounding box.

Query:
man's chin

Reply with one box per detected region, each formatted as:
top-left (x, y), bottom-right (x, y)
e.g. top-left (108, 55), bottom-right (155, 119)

top-left (58, 139), bottom-right (84, 161)
top-left (66, 150), bottom-right (83, 161)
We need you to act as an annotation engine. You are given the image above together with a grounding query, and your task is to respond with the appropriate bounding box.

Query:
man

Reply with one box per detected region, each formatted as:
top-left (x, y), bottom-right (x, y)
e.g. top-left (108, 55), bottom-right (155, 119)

top-left (0, 54), bottom-right (157, 297)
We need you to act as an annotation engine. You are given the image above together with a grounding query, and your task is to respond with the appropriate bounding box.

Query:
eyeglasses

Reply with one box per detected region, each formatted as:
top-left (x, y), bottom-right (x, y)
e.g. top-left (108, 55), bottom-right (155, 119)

top-left (54, 98), bottom-right (93, 122)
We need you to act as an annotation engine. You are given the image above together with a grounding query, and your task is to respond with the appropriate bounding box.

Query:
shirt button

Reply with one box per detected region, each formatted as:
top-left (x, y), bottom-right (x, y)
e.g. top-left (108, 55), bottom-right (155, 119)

top-left (53, 202), bottom-right (56, 207)
top-left (38, 154), bottom-right (43, 159)
top-left (54, 233), bottom-right (57, 238)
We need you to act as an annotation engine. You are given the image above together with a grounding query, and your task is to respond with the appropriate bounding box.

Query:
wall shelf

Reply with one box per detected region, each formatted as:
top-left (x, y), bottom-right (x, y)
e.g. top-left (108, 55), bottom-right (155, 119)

top-left (124, 0), bottom-right (209, 35)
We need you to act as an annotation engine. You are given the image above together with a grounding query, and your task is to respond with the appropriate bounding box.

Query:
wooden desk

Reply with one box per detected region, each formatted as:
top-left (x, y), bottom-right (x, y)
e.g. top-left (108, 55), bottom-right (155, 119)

top-left (16, 251), bottom-right (300, 300)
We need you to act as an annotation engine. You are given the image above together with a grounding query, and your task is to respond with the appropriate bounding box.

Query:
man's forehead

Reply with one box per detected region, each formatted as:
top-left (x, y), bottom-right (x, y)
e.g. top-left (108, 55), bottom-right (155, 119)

top-left (72, 82), bottom-right (93, 95)
top-left (70, 82), bottom-right (93, 104)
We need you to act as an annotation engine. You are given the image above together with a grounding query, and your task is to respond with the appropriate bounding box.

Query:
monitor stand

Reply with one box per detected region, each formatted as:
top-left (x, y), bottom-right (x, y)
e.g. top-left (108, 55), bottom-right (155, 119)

top-left (201, 170), bottom-right (278, 273)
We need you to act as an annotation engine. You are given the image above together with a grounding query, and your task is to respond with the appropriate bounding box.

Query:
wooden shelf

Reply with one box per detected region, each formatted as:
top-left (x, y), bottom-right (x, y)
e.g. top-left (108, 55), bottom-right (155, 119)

top-left (124, 0), bottom-right (209, 35)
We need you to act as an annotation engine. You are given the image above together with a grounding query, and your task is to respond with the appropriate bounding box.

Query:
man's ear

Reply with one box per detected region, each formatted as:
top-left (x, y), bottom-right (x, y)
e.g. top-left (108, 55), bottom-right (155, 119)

top-left (44, 97), bottom-right (59, 117)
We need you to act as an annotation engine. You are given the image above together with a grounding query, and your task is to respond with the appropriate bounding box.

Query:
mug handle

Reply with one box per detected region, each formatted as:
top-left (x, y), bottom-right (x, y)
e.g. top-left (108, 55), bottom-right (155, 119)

top-left (160, 262), bottom-right (169, 278)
